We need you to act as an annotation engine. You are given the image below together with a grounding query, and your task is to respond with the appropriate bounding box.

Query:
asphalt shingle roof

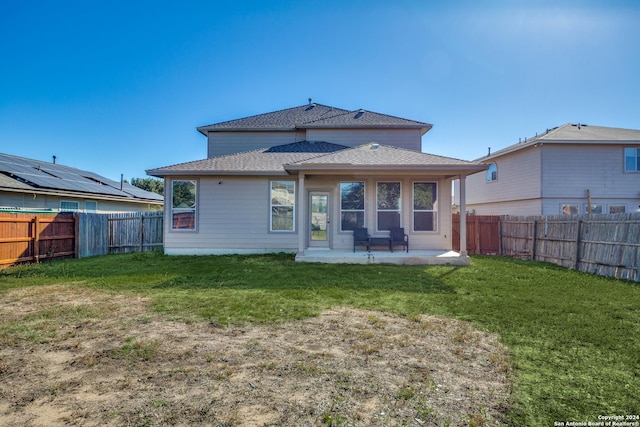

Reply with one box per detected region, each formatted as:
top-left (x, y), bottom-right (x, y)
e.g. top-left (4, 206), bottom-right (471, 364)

top-left (290, 143), bottom-right (474, 167)
top-left (197, 103), bottom-right (432, 133)
top-left (147, 141), bottom-right (350, 176)
top-left (481, 123), bottom-right (640, 160)
top-left (147, 141), bottom-right (484, 176)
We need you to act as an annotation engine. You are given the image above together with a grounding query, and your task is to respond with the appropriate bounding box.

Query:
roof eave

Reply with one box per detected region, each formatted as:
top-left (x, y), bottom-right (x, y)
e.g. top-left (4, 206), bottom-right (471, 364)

top-left (285, 164), bottom-right (487, 175)
top-left (146, 170), bottom-right (290, 178)
top-left (0, 186), bottom-right (163, 205)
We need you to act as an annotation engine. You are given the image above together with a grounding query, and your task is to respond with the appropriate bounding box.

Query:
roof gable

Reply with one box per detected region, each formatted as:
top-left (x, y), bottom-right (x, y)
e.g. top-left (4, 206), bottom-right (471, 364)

top-left (197, 103), bottom-right (432, 134)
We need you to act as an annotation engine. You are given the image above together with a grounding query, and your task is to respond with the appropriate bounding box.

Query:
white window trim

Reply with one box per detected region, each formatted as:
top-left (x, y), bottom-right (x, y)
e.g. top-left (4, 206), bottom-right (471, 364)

top-left (339, 181), bottom-right (366, 232)
top-left (170, 179), bottom-right (198, 232)
top-left (412, 181), bottom-right (438, 233)
top-left (376, 181), bottom-right (402, 232)
top-left (624, 147), bottom-right (640, 173)
top-left (270, 180), bottom-right (296, 232)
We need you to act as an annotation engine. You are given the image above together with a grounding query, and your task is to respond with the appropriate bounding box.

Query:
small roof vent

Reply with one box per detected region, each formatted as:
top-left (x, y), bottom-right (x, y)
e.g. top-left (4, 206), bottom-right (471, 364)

top-left (370, 143), bottom-right (380, 150)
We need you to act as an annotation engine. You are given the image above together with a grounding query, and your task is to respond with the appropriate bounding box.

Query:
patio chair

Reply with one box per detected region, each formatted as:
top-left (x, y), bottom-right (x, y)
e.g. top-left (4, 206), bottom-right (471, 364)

top-left (390, 227), bottom-right (409, 253)
top-left (353, 227), bottom-right (371, 252)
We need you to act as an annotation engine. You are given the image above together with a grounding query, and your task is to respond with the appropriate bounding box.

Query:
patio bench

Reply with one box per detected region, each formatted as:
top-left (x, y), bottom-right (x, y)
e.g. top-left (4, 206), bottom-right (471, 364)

top-left (369, 237), bottom-right (391, 251)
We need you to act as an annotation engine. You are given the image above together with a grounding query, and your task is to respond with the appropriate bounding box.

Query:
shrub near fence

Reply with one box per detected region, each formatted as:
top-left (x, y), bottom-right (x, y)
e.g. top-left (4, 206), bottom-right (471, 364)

top-left (501, 213), bottom-right (640, 281)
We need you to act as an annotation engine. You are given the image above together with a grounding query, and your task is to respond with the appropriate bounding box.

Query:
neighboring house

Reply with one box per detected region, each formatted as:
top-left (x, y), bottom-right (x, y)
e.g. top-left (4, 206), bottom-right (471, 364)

top-left (147, 102), bottom-right (485, 261)
top-left (0, 153), bottom-right (163, 213)
top-left (455, 123), bottom-right (640, 216)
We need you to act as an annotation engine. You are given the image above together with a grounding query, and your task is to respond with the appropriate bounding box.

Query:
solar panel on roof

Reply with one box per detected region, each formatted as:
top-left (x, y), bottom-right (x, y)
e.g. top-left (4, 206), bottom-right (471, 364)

top-left (0, 153), bottom-right (162, 200)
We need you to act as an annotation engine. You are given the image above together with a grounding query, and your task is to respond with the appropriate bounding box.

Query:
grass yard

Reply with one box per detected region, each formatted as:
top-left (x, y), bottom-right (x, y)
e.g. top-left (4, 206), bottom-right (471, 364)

top-left (1, 252), bottom-right (639, 426)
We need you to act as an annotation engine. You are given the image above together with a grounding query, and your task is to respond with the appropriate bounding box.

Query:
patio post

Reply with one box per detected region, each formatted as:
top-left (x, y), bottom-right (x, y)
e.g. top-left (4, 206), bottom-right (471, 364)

top-left (459, 174), bottom-right (467, 256)
top-left (298, 173), bottom-right (306, 254)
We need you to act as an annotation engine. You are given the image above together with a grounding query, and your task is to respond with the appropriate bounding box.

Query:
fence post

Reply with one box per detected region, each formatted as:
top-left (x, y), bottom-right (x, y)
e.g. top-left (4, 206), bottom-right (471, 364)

top-left (140, 214), bottom-right (145, 252)
top-left (574, 219), bottom-right (582, 269)
top-left (474, 215), bottom-right (480, 254)
top-left (33, 215), bottom-right (40, 263)
top-left (74, 213), bottom-right (79, 258)
top-left (531, 220), bottom-right (537, 261)
top-left (498, 218), bottom-right (503, 256)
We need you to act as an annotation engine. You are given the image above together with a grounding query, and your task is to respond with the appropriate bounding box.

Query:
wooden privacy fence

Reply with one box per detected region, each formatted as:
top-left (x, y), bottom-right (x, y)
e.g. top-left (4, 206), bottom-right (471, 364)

top-left (0, 212), bottom-right (76, 267)
top-left (0, 211), bottom-right (164, 267)
top-left (78, 212), bottom-right (164, 257)
top-left (452, 214), bottom-right (501, 255)
top-left (500, 213), bottom-right (640, 281)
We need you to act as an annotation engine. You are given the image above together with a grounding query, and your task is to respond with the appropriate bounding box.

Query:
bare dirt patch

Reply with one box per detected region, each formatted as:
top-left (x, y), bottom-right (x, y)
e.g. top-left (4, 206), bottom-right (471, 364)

top-left (0, 285), bottom-right (512, 426)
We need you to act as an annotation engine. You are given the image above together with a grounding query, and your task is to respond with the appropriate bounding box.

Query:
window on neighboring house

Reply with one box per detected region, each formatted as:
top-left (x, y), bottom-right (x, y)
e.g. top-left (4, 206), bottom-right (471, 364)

top-left (171, 179), bottom-right (197, 230)
top-left (561, 204), bottom-right (579, 215)
top-left (60, 201), bottom-right (79, 212)
top-left (377, 182), bottom-right (401, 231)
top-left (413, 182), bottom-right (437, 231)
top-left (624, 147), bottom-right (640, 172)
top-left (584, 204), bottom-right (603, 214)
top-left (610, 205), bottom-right (626, 214)
top-left (270, 180), bottom-right (295, 231)
top-left (85, 201), bottom-right (97, 212)
top-left (486, 163), bottom-right (497, 181)
top-left (340, 182), bottom-right (365, 231)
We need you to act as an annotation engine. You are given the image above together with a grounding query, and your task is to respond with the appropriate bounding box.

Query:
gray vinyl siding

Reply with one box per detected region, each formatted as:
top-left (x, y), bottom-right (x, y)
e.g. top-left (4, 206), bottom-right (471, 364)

top-left (207, 131), bottom-right (306, 157)
top-left (164, 175), bottom-right (454, 254)
top-left (462, 143), bottom-right (640, 216)
top-left (464, 199), bottom-right (542, 216)
top-left (305, 129), bottom-right (422, 151)
top-left (0, 190), bottom-right (159, 213)
top-left (466, 146), bottom-right (542, 206)
top-left (541, 144), bottom-right (636, 199)
top-left (164, 176), bottom-right (299, 254)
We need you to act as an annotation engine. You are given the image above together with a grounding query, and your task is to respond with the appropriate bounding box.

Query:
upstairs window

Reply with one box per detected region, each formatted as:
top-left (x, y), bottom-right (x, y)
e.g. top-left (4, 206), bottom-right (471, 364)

top-left (413, 182), bottom-right (437, 231)
top-left (486, 163), bottom-right (497, 181)
top-left (377, 182), bottom-right (401, 231)
top-left (171, 180), bottom-right (197, 230)
top-left (624, 148), bottom-right (640, 172)
top-left (340, 182), bottom-right (365, 231)
top-left (270, 180), bottom-right (295, 231)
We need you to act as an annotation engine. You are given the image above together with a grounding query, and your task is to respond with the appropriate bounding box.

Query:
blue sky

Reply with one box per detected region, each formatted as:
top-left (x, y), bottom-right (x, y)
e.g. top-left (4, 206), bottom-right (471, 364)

top-left (1, 0), bottom-right (639, 182)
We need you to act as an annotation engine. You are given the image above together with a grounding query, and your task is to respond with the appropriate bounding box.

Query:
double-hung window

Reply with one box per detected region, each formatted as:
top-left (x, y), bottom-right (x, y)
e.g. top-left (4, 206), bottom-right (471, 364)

top-left (376, 182), bottom-right (401, 231)
top-left (171, 180), bottom-right (197, 230)
top-left (340, 182), bottom-right (365, 231)
top-left (270, 180), bottom-right (295, 231)
top-left (413, 182), bottom-right (437, 231)
top-left (624, 148), bottom-right (640, 172)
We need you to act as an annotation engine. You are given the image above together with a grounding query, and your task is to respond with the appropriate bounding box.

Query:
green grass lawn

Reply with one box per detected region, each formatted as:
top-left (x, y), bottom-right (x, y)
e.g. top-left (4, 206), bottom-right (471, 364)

top-left (1, 252), bottom-right (639, 426)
